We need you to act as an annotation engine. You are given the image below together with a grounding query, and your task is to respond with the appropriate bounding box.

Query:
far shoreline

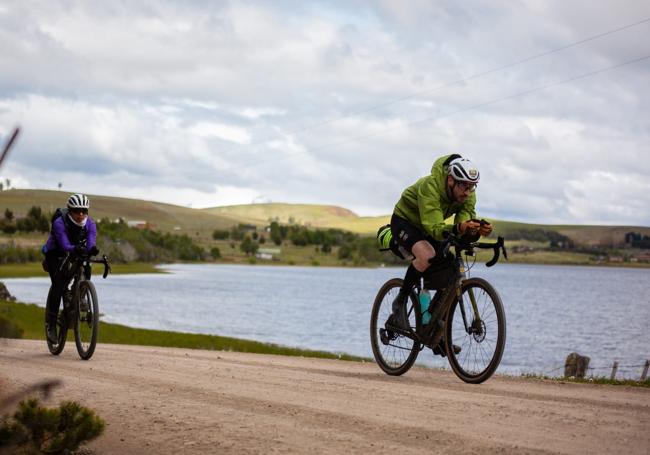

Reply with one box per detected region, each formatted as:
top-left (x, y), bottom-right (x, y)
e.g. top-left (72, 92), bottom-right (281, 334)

top-left (2, 256), bottom-right (649, 279)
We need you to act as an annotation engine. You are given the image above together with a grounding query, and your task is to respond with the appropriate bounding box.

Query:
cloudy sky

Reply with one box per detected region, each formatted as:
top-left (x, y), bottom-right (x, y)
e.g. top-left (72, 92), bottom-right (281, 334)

top-left (0, 0), bottom-right (649, 225)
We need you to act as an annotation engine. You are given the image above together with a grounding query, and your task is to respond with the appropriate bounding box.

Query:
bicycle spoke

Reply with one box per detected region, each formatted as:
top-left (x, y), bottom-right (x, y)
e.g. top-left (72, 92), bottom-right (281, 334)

top-left (371, 279), bottom-right (420, 375)
top-left (446, 279), bottom-right (505, 383)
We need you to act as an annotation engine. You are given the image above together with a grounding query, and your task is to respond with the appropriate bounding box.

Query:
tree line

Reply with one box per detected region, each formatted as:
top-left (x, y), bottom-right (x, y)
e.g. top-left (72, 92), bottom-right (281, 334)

top-left (213, 221), bottom-right (402, 265)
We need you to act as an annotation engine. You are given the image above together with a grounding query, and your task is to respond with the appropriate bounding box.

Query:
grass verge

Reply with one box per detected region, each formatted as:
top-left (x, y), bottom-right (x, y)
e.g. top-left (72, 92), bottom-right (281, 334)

top-left (0, 262), bottom-right (165, 279)
top-left (520, 373), bottom-right (650, 388)
top-left (0, 300), bottom-right (363, 361)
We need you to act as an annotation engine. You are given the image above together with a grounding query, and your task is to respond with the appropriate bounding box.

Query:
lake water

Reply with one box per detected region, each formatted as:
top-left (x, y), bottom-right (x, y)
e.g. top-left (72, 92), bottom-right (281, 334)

top-left (3, 263), bottom-right (649, 378)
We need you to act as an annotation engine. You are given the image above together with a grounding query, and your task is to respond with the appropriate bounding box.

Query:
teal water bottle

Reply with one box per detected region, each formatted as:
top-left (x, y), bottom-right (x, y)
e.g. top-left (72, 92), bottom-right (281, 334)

top-left (419, 289), bottom-right (432, 325)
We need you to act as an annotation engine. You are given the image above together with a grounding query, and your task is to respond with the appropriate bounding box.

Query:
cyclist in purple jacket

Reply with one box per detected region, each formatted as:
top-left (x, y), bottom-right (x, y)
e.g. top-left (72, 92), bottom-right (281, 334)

top-left (43, 194), bottom-right (99, 343)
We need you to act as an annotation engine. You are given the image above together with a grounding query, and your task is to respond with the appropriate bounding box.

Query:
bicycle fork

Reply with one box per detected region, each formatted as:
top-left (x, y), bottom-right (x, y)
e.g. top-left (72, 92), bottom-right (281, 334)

top-left (458, 285), bottom-right (483, 337)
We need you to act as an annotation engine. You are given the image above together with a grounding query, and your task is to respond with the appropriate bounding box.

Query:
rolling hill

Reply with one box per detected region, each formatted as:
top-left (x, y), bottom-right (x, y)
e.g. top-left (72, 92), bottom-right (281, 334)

top-left (2, 189), bottom-right (649, 248)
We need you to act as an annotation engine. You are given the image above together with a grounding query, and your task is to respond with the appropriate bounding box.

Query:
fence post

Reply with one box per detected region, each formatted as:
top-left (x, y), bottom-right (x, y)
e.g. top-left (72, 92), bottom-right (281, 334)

top-left (564, 352), bottom-right (590, 378)
top-left (610, 361), bottom-right (619, 380)
top-left (641, 360), bottom-right (650, 381)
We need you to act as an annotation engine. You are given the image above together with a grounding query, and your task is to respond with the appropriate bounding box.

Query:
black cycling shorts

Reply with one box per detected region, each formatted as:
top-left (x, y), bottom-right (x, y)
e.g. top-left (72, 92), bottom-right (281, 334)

top-left (390, 214), bottom-right (441, 256)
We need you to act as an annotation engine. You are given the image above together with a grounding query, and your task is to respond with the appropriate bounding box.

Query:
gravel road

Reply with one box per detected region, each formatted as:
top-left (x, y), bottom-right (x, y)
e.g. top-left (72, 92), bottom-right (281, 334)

top-left (1, 339), bottom-right (648, 454)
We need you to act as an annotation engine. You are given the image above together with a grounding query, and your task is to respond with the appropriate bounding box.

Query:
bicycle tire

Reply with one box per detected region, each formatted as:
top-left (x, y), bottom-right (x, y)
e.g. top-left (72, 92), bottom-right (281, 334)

top-left (370, 278), bottom-right (420, 376)
top-left (74, 280), bottom-right (99, 360)
top-left (445, 277), bottom-right (506, 384)
top-left (45, 287), bottom-right (67, 355)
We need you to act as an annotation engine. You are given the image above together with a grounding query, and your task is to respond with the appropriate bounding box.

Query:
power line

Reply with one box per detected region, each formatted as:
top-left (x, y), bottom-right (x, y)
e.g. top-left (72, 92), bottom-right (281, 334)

top-left (287, 17), bottom-right (650, 134)
top-left (227, 52), bottom-right (650, 172)
top-left (225, 17), bottom-right (650, 153)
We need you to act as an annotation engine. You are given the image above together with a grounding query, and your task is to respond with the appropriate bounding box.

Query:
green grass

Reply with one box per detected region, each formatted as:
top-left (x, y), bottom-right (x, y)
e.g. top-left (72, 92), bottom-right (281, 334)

top-left (0, 300), bottom-right (363, 361)
top-left (0, 262), bottom-right (164, 279)
top-left (520, 373), bottom-right (650, 388)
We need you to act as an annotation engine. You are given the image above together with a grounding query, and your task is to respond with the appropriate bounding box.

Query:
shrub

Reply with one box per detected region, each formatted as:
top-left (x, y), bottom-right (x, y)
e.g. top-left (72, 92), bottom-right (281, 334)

top-left (0, 398), bottom-right (105, 454)
top-left (0, 315), bottom-right (23, 338)
top-left (212, 229), bottom-right (229, 240)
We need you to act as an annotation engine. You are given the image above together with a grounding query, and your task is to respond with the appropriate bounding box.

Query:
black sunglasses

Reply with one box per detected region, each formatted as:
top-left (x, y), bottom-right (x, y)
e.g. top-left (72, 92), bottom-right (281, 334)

top-left (70, 208), bottom-right (88, 214)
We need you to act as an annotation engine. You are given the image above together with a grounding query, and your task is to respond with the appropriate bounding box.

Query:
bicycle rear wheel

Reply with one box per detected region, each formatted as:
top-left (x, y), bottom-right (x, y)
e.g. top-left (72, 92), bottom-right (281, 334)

top-left (370, 278), bottom-right (420, 375)
top-left (445, 277), bottom-right (506, 384)
top-left (46, 287), bottom-right (67, 355)
top-left (74, 281), bottom-right (99, 360)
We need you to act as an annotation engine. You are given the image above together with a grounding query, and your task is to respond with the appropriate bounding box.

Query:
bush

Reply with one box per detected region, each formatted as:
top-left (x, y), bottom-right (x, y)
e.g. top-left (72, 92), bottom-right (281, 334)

top-left (212, 229), bottom-right (229, 240)
top-left (0, 315), bottom-right (23, 338)
top-left (0, 243), bottom-right (41, 264)
top-left (0, 398), bottom-right (105, 454)
top-left (210, 247), bottom-right (221, 259)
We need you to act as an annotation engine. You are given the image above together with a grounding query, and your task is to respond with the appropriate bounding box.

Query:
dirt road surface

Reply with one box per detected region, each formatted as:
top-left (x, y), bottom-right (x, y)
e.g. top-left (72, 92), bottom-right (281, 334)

top-left (1, 339), bottom-right (649, 454)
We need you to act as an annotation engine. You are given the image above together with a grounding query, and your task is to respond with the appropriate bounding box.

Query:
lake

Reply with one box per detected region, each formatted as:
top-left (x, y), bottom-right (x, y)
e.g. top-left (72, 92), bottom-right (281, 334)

top-left (4, 263), bottom-right (649, 378)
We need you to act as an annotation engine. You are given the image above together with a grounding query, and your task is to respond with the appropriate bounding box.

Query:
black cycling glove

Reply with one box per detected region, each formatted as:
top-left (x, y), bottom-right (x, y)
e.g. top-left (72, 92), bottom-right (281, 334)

top-left (89, 246), bottom-right (99, 256)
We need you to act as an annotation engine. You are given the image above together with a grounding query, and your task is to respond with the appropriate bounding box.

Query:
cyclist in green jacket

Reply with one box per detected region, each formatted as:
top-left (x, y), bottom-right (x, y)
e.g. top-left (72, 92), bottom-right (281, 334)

top-left (386, 154), bottom-right (493, 341)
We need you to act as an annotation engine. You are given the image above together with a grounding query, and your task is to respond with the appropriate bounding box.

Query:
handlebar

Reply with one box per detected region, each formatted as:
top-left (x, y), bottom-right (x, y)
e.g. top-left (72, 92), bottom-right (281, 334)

top-left (64, 251), bottom-right (112, 279)
top-left (436, 234), bottom-right (508, 267)
top-left (90, 255), bottom-right (112, 279)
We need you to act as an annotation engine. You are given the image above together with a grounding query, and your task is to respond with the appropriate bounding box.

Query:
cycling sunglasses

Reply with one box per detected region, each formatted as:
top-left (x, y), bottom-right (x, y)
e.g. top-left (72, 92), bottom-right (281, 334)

top-left (454, 180), bottom-right (477, 193)
top-left (70, 208), bottom-right (89, 215)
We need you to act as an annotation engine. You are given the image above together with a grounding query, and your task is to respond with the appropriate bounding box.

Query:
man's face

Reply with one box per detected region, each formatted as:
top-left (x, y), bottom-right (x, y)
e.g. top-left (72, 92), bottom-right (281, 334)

top-left (447, 176), bottom-right (475, 203)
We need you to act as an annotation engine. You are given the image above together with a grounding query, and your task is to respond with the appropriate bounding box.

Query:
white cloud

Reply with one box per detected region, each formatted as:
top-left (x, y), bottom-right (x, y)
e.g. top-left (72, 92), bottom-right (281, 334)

top-left (0, 0), bottom-right (649, 225)
top-left (189, 122), bottom-right (251, 144)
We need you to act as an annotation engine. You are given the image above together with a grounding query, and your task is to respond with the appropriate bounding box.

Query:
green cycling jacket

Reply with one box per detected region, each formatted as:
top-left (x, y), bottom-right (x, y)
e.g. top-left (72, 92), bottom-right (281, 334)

top-left (393, 154), bottom-right (477, 240)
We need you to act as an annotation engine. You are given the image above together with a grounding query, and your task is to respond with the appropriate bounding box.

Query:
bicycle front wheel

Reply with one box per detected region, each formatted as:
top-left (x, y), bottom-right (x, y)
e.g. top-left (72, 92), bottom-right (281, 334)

top-left (46, 287), bottom-right (67, 355)
top-left (74, 281), bottom-right (99, 360)
top-left (445, 277), bottom-right (506, 384)
top-left (370, 278), bottom-right (420, 376)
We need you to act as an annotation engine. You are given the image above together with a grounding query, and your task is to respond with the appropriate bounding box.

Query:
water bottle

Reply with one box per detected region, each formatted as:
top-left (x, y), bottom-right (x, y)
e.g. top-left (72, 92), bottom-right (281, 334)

top-left (419, 289), bottom-right (432, 325)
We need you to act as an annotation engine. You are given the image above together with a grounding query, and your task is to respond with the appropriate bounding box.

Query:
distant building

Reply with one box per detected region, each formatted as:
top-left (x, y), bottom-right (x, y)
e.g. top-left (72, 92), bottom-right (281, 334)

top-left (256, 248), bottom-right (281, 260)
top-left (635, 252), bottom-right (650, 262)
top-left (126, 220), bottom-right (154, 229)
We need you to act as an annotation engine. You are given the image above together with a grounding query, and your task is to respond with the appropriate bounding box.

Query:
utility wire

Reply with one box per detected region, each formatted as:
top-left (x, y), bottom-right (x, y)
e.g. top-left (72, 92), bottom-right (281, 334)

top-left (225, 17), bottom-right (650, 153)
top-left (227, 52), bottom-right (650, 172)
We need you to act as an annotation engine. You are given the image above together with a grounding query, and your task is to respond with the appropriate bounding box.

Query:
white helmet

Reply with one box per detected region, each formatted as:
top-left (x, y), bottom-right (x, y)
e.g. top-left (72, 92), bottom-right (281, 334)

top-left (448, 158), bottom-right (480, 183)
top-left (67, 193), bottom-right (90, 209)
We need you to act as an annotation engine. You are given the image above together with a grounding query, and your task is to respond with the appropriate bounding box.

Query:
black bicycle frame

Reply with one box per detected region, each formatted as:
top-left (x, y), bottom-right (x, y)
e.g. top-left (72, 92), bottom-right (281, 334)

top-left (403, 235), bottom-right (507, 349)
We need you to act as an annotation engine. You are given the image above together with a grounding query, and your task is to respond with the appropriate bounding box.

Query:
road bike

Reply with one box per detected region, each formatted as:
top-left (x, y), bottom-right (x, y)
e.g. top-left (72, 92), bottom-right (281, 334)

top-left (370, 234), bottom-right (507, 383)
top-left (46, 250), bottom-right (111, 360)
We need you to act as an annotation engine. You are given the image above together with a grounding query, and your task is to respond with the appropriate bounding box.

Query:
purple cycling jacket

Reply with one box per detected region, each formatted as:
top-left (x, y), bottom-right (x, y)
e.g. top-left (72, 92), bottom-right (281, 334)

top-left (44, 214), bottom-right (97, 254)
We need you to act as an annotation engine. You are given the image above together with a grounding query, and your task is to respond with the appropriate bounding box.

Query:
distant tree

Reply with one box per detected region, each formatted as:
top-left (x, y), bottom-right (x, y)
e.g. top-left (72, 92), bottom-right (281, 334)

top-left (210, 247), bottom-right (221, 259)
top-left (252, 231), bottom-right (258, 240)
top-left (212, 229), bottom-right (230, 240)
top-left (269, 221), bottom-right (282, 245)
top-left (240, 236), bottom-right (259, 256)
top-left (4, 208), bottom-right (13, 221)
top-left (230, 225), bottom-right (244, 241)
top-left (259, 234), bottom-right (266, 244)
top-left (240, 236), bottom-right (251, 255)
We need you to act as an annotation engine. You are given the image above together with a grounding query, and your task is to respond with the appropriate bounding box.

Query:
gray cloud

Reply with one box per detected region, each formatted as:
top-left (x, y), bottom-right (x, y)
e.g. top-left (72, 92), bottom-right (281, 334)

top-left (0, 0), bottom-right (649, 225)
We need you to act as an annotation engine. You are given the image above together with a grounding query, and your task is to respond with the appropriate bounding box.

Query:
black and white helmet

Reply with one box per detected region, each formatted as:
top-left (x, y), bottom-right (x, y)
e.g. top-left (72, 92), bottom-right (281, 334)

top-left (448, 158), bottom-right (480, 183)
top-left (67, 193), bottom-right (90, 209)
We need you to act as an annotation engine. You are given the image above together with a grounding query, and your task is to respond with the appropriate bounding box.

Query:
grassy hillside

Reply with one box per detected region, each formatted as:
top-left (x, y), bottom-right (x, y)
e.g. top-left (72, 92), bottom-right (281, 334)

top-left (2, 189), bottom-right (649, 250)
top-left (0, 189), bottom-right (236, 239)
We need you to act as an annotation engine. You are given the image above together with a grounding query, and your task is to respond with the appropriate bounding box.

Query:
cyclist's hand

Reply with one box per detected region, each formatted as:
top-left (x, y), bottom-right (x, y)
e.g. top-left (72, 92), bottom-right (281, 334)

top-left (74, 244), bottom-right (86, 256)
top-left (89, 246), bottom-right (99, 256)
top-left (458, 220), bottom-right (480, 236)
top-left (479, 221), bottom-right (493, 237)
